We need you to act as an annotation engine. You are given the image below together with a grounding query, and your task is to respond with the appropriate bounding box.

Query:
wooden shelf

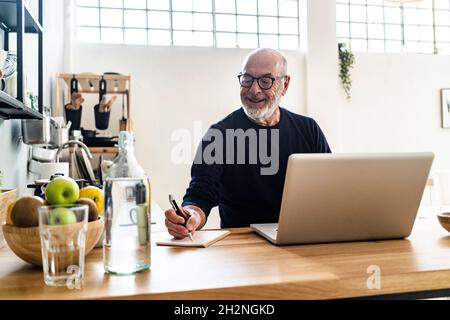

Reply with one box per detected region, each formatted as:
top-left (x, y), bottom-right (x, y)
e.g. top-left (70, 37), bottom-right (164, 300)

top-left (68, 146), bottom-right (118, 154)
top-left (0, 90), bottom-right (42, 119)
top-left (57, 73), bottom-right (131, 81)
top-left (74, 89), bottom-right (128, 94)
top-left (58, 73), bottom-right (130, 94)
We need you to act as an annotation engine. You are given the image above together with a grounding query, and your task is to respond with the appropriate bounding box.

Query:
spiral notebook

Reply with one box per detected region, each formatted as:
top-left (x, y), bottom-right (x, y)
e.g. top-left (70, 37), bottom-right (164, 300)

top-left (155, 230), bottom-right (231, 248)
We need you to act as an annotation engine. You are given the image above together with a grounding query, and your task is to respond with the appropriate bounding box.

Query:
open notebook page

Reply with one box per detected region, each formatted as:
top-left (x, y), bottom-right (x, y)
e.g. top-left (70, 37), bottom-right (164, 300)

top-left (155, 230), bottom-right (231, 248)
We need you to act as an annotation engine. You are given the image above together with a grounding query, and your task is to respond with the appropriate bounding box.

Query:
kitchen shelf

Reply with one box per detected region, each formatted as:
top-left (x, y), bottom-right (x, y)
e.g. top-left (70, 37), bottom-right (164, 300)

top-left (69, 147), bottom-right (118, 154)
top-left (0, 89), bottom-right (42, 119)
top-left (58, 73), bottom-right (131, 94)
top-left (56, 73), bottom-right (132, 131)
top-left (0, 0), bottom-right (43, 33)
top-left (0, 0), bottom-right (44, 119)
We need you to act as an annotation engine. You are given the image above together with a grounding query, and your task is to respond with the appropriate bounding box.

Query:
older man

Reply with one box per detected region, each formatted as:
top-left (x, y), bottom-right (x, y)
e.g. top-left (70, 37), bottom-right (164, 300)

top-left (165, 48), bottom-right (331, 239)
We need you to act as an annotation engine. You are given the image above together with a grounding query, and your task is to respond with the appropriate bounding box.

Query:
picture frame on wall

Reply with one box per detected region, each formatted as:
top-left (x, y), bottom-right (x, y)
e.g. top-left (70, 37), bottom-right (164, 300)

top-left (442, 89), bottom-right (450, 128)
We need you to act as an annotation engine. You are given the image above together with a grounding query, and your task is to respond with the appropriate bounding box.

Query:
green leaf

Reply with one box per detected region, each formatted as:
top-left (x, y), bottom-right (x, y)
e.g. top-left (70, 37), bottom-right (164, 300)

top-left (338, 43), bottom-right (355, 100)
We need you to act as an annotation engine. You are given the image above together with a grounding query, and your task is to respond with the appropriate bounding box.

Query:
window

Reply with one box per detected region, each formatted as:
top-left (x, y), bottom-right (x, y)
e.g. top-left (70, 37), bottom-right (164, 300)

top-left (336, 0), bottom-right (450, 54)
top-left (75, 0), bottom-right (300, 50)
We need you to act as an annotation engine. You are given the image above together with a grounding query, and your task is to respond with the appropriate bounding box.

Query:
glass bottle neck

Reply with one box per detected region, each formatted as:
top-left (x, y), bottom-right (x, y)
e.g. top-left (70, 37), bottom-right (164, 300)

top-left (107, 131), bottom-right (145, 179)
top-left (118, 131), bottom-right (135, 149)
top-left (111, 145), bottom-right (145, 178)
top-left (119, 145), bottom-right (135, 156)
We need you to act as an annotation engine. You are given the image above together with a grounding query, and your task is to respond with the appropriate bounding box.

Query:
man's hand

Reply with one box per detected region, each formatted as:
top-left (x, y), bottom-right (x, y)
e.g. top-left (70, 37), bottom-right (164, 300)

top-left (164, 206), bottom-right (205, 239)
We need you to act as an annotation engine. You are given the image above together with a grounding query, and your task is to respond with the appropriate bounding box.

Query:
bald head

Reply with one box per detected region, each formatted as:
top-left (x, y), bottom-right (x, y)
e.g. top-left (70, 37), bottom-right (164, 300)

top-left (241, 48), bottom-right (288, 77)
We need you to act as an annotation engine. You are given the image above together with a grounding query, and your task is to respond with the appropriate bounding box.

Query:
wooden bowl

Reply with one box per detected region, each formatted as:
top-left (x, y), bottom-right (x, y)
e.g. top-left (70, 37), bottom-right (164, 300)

top-left (2, 216), bottom-right (104, 266)
top-left (437, 213), bottom-right (450, 232)
top-left (0, 189), bottom-right (17, 249)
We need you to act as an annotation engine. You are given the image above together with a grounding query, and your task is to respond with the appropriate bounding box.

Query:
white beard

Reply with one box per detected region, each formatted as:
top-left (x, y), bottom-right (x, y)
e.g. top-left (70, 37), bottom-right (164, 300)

top-left (242, 98), bottom-right (280, 122)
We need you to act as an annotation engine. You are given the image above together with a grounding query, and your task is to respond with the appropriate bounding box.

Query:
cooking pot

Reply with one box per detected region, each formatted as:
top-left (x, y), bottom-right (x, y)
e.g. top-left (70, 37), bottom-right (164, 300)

top-left (52, 125), bottom-right (69, 147)
top-left (22, 117), bottom-right (55, 146)
top-left (81, 128), bottom-right (97, 139)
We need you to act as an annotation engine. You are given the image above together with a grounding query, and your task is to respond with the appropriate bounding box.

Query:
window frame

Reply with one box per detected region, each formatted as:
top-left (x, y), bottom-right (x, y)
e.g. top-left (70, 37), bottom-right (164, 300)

top-left (74, 0), bottom-right (301, 50)
top-left (336, 0), bottom-right (450, 55)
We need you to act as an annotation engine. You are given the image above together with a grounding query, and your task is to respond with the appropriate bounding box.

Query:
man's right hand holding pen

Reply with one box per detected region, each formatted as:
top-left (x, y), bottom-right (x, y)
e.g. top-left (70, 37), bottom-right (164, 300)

top-left (164, 204), bottom-right (207, 240)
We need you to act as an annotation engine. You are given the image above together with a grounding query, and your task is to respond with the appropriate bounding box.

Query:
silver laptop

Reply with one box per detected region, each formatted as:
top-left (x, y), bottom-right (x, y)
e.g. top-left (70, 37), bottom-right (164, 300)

top-left (251, 152), bottom-right (434, 245)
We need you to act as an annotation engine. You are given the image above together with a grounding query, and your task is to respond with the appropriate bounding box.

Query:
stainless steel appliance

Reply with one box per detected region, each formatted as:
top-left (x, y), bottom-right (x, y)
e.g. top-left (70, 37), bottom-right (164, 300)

top-left (22, 116), bottom-right (93, 180)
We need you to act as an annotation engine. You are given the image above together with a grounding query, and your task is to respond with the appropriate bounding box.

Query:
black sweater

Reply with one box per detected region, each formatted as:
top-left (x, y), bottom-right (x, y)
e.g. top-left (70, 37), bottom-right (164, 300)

top-left (182, 107), bottom-right (331, 228)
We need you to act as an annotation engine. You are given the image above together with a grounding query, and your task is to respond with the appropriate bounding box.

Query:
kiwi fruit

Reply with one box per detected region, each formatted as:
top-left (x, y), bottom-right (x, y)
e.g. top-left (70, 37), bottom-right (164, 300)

top-left (10, 196), bottom-right (45, 227)
top-left (77, 198), bottom-right (99, 222)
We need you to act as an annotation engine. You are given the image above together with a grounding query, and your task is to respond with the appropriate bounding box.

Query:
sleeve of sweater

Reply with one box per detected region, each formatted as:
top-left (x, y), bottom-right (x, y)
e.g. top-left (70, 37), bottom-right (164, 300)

top-left (312, 119), bottom-right (332, 153)
top-left (182, 125), bottom-right (224, 218)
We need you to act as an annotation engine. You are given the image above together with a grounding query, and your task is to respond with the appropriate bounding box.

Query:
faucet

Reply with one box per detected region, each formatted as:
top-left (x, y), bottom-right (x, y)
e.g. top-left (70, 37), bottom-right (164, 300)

top-left (55, 140), bottom-right (93, 162)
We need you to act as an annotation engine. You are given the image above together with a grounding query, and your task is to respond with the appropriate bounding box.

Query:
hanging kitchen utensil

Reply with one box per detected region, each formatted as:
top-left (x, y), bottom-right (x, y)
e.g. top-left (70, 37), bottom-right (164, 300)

top-left (119, 90), bottom-right (128, 131)
top-left (104, 95), bottom-right (117, 112)
top-left (65, 75), bottom-right (83, 131)
top-left (94, 76), bottom-right (111, 130)
top-left (99, 77), bottom-right (107, 108)
top-left (98, 154), bottom-right (104, 185)
top-left (70, 77), bottom-right (78, 95)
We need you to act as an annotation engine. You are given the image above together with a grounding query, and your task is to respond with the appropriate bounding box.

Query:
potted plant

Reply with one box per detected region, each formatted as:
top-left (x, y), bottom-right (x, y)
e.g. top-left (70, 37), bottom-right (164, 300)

top-left (338, 43), bottom-right (355, 100)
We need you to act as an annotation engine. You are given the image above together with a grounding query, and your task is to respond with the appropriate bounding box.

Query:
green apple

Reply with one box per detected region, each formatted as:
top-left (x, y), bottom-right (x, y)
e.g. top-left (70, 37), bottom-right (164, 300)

top-left (48, 207), bottom-right (77, 225)
top-left (45, 177), bottom-right (79, 205)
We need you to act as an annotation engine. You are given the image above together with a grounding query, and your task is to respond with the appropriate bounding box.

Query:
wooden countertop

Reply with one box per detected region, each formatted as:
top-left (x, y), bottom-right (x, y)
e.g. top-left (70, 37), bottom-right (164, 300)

top-left (2, 210), bottom-right (450, 300)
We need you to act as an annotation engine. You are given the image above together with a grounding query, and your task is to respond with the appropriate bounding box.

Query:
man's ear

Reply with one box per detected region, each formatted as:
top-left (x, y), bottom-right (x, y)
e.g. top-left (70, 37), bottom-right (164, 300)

top-left (282, 76), bottom-right (290, 95)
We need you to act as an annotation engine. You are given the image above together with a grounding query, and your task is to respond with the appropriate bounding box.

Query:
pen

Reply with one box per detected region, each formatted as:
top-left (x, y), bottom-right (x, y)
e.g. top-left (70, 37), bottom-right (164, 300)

top-left (169, 194), bottom-right (194, 241)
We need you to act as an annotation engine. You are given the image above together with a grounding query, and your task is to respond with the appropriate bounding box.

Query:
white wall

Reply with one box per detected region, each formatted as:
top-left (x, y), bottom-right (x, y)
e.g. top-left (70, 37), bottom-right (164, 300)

top-left (71, 45), bottom-right (305, 211)
top-left (305, 0), bottom-right (342, 151)
top-left (43, 0), bottom-right (66, 112)
top-left (340, 53), bottom-right (450, 171)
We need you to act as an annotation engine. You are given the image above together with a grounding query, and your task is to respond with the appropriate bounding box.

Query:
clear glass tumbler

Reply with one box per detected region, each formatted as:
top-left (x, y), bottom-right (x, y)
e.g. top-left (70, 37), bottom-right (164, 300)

top-left (38, 204), bottom-right (88, 287)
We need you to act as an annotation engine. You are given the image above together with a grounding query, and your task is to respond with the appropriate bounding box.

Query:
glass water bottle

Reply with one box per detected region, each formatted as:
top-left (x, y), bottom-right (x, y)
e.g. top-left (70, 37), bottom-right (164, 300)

top-left (103, 131), bottom-right (151, 274)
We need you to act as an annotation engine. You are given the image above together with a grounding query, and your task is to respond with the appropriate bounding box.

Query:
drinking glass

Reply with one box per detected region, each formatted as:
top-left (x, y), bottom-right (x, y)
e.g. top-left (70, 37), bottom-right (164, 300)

top-left (38, 204), bottom-right (88, 287)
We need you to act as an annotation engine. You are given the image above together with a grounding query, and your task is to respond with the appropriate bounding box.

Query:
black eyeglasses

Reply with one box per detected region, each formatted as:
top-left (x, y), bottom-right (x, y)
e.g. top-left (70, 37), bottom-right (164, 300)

top-left (237, 73), bottom-right (286, 90)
